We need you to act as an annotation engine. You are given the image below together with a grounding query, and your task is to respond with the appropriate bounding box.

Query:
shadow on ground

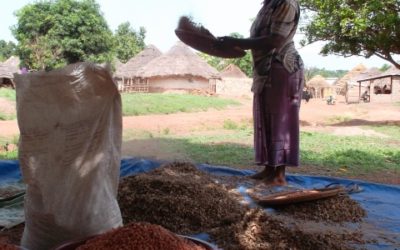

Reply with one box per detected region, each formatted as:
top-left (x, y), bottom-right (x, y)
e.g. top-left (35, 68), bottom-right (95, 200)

top-left (122, 137), bottom-right (400, 185)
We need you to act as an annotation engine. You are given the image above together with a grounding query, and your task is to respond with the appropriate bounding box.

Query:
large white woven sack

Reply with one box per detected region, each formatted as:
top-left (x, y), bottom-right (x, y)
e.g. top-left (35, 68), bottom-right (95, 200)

top-left (14, 62), bottom-right (123, 250)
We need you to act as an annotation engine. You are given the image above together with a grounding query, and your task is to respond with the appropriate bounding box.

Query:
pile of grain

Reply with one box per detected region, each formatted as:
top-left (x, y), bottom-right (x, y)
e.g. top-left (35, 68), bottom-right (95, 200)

top-left (118, 162), bottom-right (246, 234)
top-left (117, 162), bottom-right (368, 249)
top-left (77, 222), bottom-right (205, 250)
top-left (1, 162), bottom-right (370, 249)
top-left (275, 194), bottom-right (366, 222)
top-left (210, 208), bottom-right (365, 250)
top-left (0, 243), bottom-right (19, 250)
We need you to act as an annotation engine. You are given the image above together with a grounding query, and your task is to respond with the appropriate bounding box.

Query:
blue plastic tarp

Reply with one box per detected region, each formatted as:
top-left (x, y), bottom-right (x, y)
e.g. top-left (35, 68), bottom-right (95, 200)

top-left (1, 158), bottom-right (399, 249)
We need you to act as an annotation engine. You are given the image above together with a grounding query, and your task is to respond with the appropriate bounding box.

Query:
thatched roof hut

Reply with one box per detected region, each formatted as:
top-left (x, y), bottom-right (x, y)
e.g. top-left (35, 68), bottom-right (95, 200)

top-left (220, 64), bottom-right (248, 78)
top-left (351, 67), bottom-right (381, 84)
top-left (115, 45), bottom-right (162, 78)
top-left (0, 64), bottom-right (13, 79)
top-left (379, 65), bottom-right (400, 76)
top-left (305, 75), bottom-right (337, 99)
top-left (126, 41), bottom-right (220, 93)
top-left (306, 75), bottom-right (329, 88)
top-left (355, 65), bottom-right (400, 103)
top-left (0, 56), bottom-right (20, 88)
top-left (136, 41), bottom-right (219, 79)
top-left (335, 64), bottom-right (366, 91)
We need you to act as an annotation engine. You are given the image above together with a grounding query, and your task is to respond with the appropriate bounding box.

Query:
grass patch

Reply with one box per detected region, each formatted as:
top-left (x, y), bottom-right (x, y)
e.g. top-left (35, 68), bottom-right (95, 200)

top-left (326, 115), bottom-right (352, 124)
top-left (123, 129), bottom-right (155, 141)
top-left (223, 119), bottom-right (252, 130)
top-left (0, 136), bottom-right (19, 160)
top-left (0, 88), bottom-right (17, 120)
top-left (121, 93), bottom-right (240, 116)
top-left (155, 130), bottom-right (254, 167)
top-left (120, 128), bottom-right (399, 176)
top-left (0, 112), bottom-right (16, 121)
top-left (300, 131), bottom-right (400, 174)
top-left (176, 130), bottom-right (400, 174)
top-left (2, 126), bottom-right (399, 178)
top-left (0, 88), bottom-right (16, 101)
top-left (366, 125), bottom-right (400, 140)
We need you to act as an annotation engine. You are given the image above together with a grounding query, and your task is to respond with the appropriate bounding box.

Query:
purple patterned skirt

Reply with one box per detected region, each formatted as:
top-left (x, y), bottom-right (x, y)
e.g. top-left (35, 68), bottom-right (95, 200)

top-left (253, 62), bottom-right (304, 167)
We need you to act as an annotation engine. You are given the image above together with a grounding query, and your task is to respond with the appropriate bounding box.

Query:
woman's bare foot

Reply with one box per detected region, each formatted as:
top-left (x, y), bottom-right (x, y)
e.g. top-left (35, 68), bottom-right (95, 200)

top-left (251, 167), bottom-right (274, 180)
top-left (251, 166), bottom-right (287, 186)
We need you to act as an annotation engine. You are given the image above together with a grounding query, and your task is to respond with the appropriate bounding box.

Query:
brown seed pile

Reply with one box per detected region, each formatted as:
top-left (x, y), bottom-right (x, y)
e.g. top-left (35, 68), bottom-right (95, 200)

top-left (0, 243), bottom-right (19, 250)
top-left (275, 194), bottom-right (367, 223)
top-left (209, 208), bottom-right (365, 250)
top-left (0, 223), bottom-right (24, 246)
top-left (76, 222), bottom-right (206, 250)
top-left (117, 162), bottom-right (247, 234)
top-left (0, 161), bottom-right (372, 249)
top-left (116, 161), bottom-right (372, 249)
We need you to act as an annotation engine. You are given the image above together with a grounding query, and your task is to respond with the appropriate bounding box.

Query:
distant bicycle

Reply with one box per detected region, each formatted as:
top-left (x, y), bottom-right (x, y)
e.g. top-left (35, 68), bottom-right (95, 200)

top-left (326, 96), bottom-right (335, 105)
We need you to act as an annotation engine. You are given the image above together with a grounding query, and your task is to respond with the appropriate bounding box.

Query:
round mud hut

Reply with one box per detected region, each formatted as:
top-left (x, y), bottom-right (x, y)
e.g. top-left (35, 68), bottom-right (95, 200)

top-left (114, 45), bottom-right (162, 92)
top-left (217, 64), bottom-right (252, 97)
top-left (0, 56), bottom-right (20, 88)
top-left (135, 41), bottom-right (220, 94)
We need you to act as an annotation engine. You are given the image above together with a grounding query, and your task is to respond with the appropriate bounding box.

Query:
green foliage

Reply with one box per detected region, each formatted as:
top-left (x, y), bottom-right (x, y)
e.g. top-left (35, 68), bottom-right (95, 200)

top-left (199, 51), bottom-right (253, 77)
top-left (379, 64), bottom-right (391, 72)
top-left (12, 0), bottom-right (114, 70)
top-left (300, 0), bottom-right (400, 69)
top-left (114, 22), bottom-right (146, 63)
top-left (198, 32), bottom-right (253, 77)
top-left (121, 93), bottom-right (240, 116)
top-left (0, 40), bottom-right (17, 62)
top-left (304, 67), bottom-right (347, 81)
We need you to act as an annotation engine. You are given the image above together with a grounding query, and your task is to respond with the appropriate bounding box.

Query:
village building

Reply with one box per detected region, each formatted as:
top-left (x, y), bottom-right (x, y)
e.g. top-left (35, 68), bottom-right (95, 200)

top-left (134, 41), bottom-right (220, 94)
top-left (357, 66), bottom-right (400, 103)
top-left (0, 56), bottom-right (20, 88)
top-left (113, 45), bottom-right (162, 92)
top-left (335, 64), bottom-right (383, 103)
top-left (217, 64), bottom-right (252, 97)
top-left (306, 75), bottom-right (337, 99)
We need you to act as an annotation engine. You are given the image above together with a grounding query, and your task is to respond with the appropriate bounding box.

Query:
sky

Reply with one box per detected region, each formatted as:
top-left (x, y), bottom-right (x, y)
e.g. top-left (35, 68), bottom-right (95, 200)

top-left (1, 0), bottom-right (396, 70)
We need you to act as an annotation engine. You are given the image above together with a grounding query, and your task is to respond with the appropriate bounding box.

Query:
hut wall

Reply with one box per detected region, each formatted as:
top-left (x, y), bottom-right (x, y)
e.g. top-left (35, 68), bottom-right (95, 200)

top-left (115, 77), bottom-right (149, 93)
top-left (147, 76), bottom-right (210, 93)
top-left (346, 84), bottom-right (361, 103)
top-left (392, 76), bottom-right (400, 101)
top-left (216, 78), bottom-right (252, 97)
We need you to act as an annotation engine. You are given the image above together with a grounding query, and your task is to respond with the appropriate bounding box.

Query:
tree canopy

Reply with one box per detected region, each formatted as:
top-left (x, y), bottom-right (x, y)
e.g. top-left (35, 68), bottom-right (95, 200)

top-left (114, 22), bottom-right (146, 63)
top-left (299, 0), bottom-right (400, 69)
top-left (0, 40), bottom-right (17, 62)
top-left (12, 0), bottom-right (115, 70)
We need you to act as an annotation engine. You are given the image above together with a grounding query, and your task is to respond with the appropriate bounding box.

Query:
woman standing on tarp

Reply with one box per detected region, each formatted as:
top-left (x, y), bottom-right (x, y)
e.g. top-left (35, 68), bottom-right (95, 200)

top-left (217, 0), bottom-right (304, 185)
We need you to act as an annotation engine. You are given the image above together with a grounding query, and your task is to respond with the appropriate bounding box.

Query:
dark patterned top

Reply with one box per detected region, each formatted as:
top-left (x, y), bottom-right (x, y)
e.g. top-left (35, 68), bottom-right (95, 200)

top-left (250, 0), bottom-right (303, 93)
